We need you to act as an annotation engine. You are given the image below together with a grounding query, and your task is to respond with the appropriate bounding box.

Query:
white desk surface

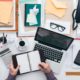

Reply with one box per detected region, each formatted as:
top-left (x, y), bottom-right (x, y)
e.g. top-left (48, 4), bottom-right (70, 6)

top-left (0, 32), bottom-right (80, 80)
top-left (0, 0), bottom-right (80, 80)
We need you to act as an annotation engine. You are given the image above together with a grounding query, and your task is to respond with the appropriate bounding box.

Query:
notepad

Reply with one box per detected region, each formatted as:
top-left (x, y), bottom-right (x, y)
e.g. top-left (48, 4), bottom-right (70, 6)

top-left (0, 1), bottom-right (12, 24)
top-left (12, 50), bottom-right (41, 74)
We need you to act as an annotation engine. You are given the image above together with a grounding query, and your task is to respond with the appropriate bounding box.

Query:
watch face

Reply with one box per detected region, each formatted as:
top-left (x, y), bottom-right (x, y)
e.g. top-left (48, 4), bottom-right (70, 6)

top-left (19, 41), bottom-right (25, 46)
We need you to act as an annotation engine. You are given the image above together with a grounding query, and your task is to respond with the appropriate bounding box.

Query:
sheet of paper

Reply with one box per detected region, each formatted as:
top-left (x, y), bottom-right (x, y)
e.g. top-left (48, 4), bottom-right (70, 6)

top-left (27, 13), bottom-right (38, 25)
top-left (45, 0), bottom-right (67, 18)
top-left (45, 19), bottom-right (71, 35)
top-left (0, 1), bottom-right (12, 24)
top-left (28, 51), bottom-right (41, 71)
top-left (16, 54), bottom-right (30, 74)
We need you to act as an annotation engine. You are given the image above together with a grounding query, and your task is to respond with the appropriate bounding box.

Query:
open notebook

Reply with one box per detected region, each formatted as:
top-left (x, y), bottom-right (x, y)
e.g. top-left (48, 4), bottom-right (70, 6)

top-left (12, 50), bottom-right (41, 74)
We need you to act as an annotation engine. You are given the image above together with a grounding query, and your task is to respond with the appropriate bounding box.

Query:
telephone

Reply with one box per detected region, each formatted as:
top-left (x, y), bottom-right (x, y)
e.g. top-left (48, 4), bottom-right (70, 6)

top-left (72, 0), bottom-right (80, 30)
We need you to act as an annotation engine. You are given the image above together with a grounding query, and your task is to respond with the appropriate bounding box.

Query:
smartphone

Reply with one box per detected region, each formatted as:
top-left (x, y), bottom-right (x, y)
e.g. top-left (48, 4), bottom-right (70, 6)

top-left (74, 50), bottom-right (80, 66)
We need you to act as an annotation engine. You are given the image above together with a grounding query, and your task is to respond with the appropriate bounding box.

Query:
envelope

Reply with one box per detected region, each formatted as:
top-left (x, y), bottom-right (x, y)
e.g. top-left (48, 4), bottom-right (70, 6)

top-left (45, 0), bottom-right (67, 18)
top-left (0, 1), bottom-right (12, 24)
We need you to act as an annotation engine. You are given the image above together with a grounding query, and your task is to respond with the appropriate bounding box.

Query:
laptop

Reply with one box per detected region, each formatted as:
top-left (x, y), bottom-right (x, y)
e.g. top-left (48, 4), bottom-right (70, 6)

top-left (34, 27), bottom-right (74, 73)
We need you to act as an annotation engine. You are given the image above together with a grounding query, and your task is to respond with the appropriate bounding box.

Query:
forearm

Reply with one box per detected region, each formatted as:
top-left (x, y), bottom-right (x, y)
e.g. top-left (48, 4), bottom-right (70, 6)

top-left (45, 71), bottom-right (57, 80)
top-left (7, 74), bottom-right (16, 80)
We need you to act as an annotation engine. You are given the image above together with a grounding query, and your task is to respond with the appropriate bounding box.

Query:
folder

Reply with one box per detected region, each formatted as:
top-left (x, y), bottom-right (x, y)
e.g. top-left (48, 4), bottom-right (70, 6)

top-left (0, 7), bottom-right (13, 27)
top-left (0, 1), bottom-right (12, 24)
top-left (45, 0), bottom-right (67, 18)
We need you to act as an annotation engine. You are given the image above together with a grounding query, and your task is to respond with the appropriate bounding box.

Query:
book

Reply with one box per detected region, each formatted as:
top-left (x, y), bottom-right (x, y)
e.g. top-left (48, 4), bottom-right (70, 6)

top-left (12, 50), bottom-right (41, 74)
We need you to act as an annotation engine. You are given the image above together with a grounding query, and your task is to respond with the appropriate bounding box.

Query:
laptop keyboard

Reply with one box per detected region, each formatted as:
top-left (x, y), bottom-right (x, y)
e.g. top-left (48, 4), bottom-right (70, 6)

top-left (34, 43), bottom-right (63, 63)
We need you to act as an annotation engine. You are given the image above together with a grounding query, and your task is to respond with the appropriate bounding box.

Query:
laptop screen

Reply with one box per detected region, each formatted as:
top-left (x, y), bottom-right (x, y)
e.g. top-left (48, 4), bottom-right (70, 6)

top-left (35, 27), bottom-right (74, 50)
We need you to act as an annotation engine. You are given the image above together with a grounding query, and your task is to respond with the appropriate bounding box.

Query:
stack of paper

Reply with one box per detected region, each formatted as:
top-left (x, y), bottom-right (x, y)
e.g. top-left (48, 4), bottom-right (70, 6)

top-left (45, 0), bottom-right (67, 18)
top-left (0, 0), bottom-right (13, 27)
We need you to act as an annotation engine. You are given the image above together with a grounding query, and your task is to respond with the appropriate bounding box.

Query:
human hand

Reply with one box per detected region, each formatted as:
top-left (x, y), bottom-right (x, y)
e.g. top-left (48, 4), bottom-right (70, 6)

top-left (39, 62), bottom-right (52, 73)
top-left (8, 64), bottom-right (20, 77)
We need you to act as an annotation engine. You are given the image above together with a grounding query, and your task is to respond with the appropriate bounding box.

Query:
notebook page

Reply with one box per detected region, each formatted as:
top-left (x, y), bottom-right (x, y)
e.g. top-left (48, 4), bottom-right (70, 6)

top-left (28, 51), bottom-right (41, 71)
top-left (16, 54), bottom-right (30, 74)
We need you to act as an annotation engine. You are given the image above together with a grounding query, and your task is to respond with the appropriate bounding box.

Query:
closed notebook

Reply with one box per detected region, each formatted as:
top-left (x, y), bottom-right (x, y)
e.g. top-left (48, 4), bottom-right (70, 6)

top-left (0, 1), bottom-right (12, 24)
top-left (12, 50), bottom-right (41, 74)
top-left (45, 0), bottom-right (67, 18)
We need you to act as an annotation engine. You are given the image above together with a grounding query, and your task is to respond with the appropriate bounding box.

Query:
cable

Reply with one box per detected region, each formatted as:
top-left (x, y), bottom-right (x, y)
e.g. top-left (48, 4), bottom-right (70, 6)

top-left (72, 9), bottom-right (79, 30)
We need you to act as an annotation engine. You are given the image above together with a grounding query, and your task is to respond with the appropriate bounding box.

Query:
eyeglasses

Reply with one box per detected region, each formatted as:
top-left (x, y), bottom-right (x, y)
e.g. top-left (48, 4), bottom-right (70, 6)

top-left (50, 22), bottom-right (66, 32)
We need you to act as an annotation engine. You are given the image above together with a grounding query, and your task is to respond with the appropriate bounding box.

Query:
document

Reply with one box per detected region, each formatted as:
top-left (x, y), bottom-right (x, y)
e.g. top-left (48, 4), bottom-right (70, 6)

top-left (0, 1), bottom-right (12, 24)
top-left (45, 0), bottom-right (67, 18)
top-left (16, 54), bottom-right (30, 74)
